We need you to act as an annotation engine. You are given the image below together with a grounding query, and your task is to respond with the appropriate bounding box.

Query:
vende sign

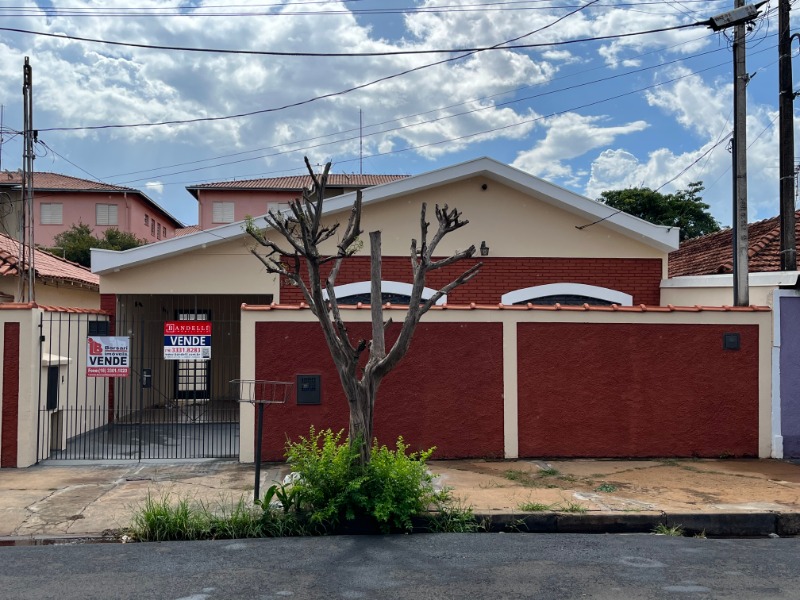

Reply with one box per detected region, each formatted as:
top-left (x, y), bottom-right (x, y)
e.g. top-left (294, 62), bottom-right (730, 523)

top-left (87, 336), bottom-right (130, 377)
top-left (164, 321), bottom-right (211, 360)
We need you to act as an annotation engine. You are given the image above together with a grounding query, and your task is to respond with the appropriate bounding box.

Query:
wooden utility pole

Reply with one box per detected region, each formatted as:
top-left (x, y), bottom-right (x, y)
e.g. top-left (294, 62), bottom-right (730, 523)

top-left (19, 57), bottom-right (35, 303)
top-left (779, 0), bottom-right (797, 271)
top-left (732, 0), bottom-right (749, 305)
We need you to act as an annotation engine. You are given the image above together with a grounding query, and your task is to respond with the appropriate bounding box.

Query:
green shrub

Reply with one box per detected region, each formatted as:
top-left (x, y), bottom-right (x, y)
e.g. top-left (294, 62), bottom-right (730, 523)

top-left (285, 427), bottom-right (438, 532)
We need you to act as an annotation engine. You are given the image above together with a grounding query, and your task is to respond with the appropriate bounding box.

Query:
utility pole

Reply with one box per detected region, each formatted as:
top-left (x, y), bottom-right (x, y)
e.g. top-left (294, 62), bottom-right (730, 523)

top-left (732, 0), bottom-right (750, 306)
top-left (19, 57), bottom-right (35, 303)
top-left (779, 0), bottom-right (797, 271)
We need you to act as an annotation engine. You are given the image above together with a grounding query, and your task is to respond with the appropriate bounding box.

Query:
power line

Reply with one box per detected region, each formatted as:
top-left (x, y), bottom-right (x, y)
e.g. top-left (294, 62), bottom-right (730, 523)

top-left (0, 21), bottom-right (702, 60)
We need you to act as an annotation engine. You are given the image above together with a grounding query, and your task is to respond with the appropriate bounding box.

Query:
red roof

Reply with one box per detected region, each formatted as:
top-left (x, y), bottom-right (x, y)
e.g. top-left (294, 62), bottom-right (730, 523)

top-left (0, 171), bottom-right (135, 192)
top-left (0, 234), bottom-right (98, 290)
top-left (173, 225), bottom-right (202, 237)
top-left (188, 174), bottom-right (407, 193)
top-left (669, 211), bottom-right (800, 277)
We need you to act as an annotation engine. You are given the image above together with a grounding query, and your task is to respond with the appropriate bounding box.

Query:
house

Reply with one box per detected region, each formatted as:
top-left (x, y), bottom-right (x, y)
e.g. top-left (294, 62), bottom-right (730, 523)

top-left (0, 171), bottom-right (184, 247)
top-left (663, 210), bottom-right (800, 305)
top-left (1, 157), bottom-right (773, 467)
top-left (187, 173), bottom-right (408, 230)
top-left (0, 232), bottom-right (99, 307)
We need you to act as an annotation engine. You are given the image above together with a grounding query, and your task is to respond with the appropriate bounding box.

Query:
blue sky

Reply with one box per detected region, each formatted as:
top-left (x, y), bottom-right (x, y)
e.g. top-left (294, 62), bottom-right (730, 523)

top-left (0, 0), bottom-right (791, 228)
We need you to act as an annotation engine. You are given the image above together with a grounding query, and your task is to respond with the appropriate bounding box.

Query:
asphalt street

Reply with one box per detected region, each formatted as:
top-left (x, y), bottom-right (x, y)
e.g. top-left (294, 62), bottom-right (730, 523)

top-left (0, 533), bottom-right (798, 599)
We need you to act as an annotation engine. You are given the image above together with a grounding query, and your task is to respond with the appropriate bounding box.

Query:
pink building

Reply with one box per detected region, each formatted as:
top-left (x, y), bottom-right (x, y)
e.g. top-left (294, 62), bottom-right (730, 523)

top-left (0, 172), bottom-right (183, 247)
top-left (187, 174), bottom-right (407, 230)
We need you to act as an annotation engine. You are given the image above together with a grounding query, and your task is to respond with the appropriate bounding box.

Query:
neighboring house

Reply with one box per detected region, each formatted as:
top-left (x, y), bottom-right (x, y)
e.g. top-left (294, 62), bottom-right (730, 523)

top-left (0, 232), bottom-right (99, 308)
top-left (187, 174), bottom-right (408, 230)
top-left (0, 171), bottom-right (184, 247)
top-left (662, 211), bottom-right (800, 306)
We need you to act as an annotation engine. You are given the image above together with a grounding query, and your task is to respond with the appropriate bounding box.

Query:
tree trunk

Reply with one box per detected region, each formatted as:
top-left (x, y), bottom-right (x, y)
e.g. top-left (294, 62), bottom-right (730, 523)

top-left (347, 379), bottom-right (380, 465)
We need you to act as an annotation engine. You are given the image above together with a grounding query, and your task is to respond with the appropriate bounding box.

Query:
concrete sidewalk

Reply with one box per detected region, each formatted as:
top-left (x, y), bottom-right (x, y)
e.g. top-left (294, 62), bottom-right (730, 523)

top-left (1, 458), bottom-right (799, 540)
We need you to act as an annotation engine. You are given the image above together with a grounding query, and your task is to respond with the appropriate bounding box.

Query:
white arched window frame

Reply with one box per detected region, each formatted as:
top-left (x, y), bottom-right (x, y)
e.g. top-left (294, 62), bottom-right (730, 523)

top-left (501, 283), bottom-right (633, 306)
top-left (322, 280), bottom-right (447, 305)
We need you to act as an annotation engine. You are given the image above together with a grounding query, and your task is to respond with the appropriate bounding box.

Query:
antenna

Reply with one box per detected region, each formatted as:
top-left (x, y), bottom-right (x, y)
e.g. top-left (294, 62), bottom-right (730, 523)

top-left (0, 104), bottom-right (4, 172)
top-left (359, 108), bottom-right (363, 175)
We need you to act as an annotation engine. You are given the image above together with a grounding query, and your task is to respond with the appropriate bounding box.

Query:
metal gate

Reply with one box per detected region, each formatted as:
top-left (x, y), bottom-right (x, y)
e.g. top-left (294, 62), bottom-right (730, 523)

top-left (37, 294), bottom-right (271, 461)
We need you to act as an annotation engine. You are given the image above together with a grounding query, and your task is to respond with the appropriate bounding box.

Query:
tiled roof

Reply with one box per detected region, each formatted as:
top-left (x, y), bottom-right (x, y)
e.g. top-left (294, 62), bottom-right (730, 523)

top-left (188, 174), bottom-right (408, 191)
top-left (669, 211), bottom-right (800, 277)
top-left (174, 225), bottom-right (202, 237)
top-left (242, 302), bottom-right (770, 313)
top-left (0, 234), bottom-right (99, 290)
top-left (0, 171), bottom-right (135, 192)
top-left (0, 302), bottom-right (108, 314)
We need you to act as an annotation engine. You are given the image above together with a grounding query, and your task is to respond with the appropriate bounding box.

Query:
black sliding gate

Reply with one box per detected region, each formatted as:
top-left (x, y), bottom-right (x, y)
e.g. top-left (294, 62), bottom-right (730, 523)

top-left (37, 294), bottom-right (271, 462)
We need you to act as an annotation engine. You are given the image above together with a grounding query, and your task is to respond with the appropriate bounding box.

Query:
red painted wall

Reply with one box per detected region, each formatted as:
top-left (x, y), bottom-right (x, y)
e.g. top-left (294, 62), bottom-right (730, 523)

top-left (279, 257), bottom-right (662, 306)
top-left (517, 323), bottom-right (759, 458)
top-left (1, 322), bottom-right (20, 468)
top-left (254, 321), bottom-right (505, 461)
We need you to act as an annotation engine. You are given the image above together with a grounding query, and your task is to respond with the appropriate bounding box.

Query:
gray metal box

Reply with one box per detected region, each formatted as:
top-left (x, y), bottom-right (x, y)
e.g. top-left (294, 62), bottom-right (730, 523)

top-left (296, 374), bottom-right (321, 405)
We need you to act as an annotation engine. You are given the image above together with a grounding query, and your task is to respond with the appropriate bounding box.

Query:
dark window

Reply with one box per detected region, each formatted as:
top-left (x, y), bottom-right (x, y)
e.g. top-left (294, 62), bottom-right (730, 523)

top-left (513, 294), bottom-right (615, 306)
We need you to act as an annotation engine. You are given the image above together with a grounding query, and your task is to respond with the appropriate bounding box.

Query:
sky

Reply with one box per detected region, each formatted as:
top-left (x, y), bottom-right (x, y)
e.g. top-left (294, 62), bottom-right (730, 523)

top-left (0, 0), bottom-right (793, 228)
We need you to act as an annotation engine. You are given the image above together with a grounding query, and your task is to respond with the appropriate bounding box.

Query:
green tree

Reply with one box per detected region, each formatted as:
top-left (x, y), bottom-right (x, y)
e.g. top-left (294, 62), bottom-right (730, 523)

top-left (50, 223), bottom-right (147, 267)
top-left (598, 182), bottom-right (720, 241)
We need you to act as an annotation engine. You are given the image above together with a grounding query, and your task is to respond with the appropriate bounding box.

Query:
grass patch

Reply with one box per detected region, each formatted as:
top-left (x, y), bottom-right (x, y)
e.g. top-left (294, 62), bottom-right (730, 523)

top-left (518, 502), bottom-right (553, 512)
top-left (539, 468), bottom-right (559, 477)
top-left (652, 523), bottom-right (684, 536)
top-left (557, 501), bottom-right (587, 514)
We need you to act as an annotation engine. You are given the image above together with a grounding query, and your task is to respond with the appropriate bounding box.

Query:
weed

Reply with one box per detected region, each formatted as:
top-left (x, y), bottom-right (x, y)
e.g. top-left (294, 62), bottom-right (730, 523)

top-left (694, 529), bottom-right (707, 539)
top-left (426, 489), bottom-right (481, 533)
top-left (652, 523), bottom-right (684, 536)
top-left (595, 483), bottom-right (618, 493)
top-left (519, 502), bottom-right (553, 512)
top-left (539, 468), bottom-right (559, 477)
top-left (558, 501), bottom-right (587, 514)
top-left (504, 469), bottom-right (530, 482)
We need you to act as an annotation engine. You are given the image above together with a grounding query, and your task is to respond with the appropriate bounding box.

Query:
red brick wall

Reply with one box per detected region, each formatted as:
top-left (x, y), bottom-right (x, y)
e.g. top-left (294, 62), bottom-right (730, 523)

top-left (517, 323), bottom-right (759, 458)
top-left (279, 257), bottom-right (662, 306)
top-left (1, 322), bottom-right (20, 468)
top-left (254, 321), bottom-right (505, 461)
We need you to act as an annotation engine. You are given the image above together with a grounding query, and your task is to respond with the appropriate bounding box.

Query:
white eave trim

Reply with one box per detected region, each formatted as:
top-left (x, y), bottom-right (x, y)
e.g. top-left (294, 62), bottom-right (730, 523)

top-left (93, 157), bottom-right (678, 274)
top-left (661, 271), bottom-right (800, 288)
top-left (322, 280), bottom-right (447, 305)
top-left (501, 283), bottom-right (633, 306)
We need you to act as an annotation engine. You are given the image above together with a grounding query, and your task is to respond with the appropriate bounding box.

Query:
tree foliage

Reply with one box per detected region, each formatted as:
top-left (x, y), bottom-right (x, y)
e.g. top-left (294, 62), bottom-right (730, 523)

top-left (246, 158), bottom-right (480, 465)
top-left (598, 182), bottom-right (720, 241)
top-left (50, 223), bottom-right (147, 267)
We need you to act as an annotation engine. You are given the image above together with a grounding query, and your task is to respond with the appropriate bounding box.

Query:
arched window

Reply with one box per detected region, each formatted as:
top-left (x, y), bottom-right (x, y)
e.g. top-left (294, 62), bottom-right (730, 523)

top-left (501, 283), bottom-right (633, 306)
top-left (322, 281), bottom-right (447, 306)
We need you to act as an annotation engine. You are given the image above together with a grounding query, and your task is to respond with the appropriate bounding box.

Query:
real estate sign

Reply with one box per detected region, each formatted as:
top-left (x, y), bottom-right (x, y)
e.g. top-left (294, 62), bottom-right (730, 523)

top-left (87, 336), bottom-right (130, 377)
top-left (164, 321), bottom-right (212, 360)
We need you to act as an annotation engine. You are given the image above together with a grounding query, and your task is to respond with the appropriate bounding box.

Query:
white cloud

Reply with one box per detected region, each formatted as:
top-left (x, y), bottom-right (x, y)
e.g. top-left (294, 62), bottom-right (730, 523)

top-left (145, 181), bottom-right (164, 195)
top-left (511, 113), bottom-right (648, 182)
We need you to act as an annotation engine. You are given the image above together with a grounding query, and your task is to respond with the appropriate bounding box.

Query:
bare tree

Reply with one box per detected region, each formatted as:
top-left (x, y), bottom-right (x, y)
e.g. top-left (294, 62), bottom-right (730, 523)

top-left (245, 159), bottom-right (481, 464)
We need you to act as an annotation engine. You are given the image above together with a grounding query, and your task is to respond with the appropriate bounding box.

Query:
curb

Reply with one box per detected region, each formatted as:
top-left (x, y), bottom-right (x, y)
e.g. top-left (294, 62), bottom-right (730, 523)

top-left (472, 511), bottom-right (800, 536)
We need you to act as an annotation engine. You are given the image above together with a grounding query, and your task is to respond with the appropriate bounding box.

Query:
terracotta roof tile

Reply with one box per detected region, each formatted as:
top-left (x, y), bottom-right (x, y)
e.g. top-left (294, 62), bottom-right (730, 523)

top-left (174, 225), bottom-right (202, 237)
top-left (0, 171), bottom-right (136, 192)
top-left (669, 210), bottom-right (800, 277)
top-left (0, 234), bottom-right (98, 290)
top-left (241, 302), bottom-right (770, 313)
top-left (189, 174), bottom-right (408, 191)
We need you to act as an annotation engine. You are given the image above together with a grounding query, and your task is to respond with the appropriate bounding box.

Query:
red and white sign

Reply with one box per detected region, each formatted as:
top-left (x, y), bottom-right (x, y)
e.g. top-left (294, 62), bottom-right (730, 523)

top-left (164, 321), bottom-right (212, 360)
top-left (87, 336), bottom-right (130, 377)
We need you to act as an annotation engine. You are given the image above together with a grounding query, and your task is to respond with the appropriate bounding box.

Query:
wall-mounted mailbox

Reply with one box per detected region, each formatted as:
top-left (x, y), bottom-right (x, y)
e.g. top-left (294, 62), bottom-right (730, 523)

top-left (723, 332), bottom-right (741, 351)
top-left (297, 374), bottom-right (321, 405)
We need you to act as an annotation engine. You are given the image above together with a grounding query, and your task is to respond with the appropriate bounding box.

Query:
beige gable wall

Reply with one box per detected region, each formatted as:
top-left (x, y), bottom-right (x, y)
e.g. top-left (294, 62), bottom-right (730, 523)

top-left (323, 177), bottom-right (665, 260)
top-left (101, 238), bottom-right (280, 296)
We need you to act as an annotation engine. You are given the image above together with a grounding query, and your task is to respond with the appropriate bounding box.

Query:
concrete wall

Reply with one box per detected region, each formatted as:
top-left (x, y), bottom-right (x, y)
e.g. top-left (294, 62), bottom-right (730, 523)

top-left (240, 305), bottom-right (773, 462)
